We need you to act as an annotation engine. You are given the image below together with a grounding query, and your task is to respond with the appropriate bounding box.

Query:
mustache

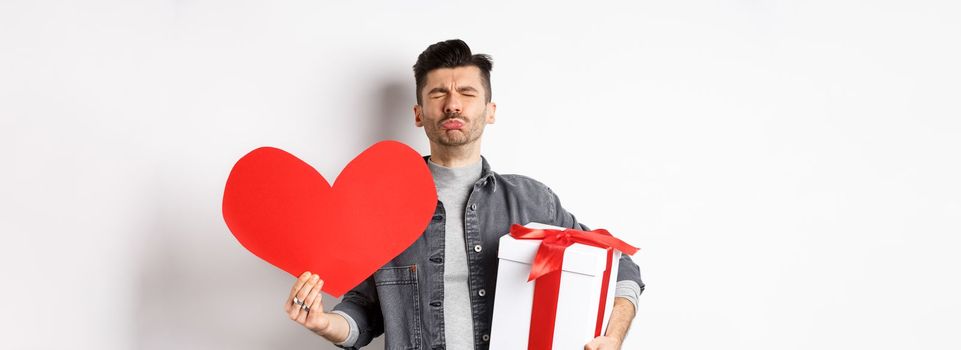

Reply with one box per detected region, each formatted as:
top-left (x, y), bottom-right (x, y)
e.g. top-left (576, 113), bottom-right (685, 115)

top-left (440, 113), bottom-right (468, 123)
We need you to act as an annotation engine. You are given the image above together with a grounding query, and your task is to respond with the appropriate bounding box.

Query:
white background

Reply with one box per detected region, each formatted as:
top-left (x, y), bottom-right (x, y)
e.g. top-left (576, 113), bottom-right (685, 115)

top-left (2, 1), bottom-right (959, 349)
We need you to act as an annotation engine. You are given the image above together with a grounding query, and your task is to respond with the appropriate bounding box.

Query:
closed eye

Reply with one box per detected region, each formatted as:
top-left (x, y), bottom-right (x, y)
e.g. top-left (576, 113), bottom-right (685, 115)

top-left (457, 87), bottom-right (479, 96)
top-left (428, 87), bottom-right (449, 99)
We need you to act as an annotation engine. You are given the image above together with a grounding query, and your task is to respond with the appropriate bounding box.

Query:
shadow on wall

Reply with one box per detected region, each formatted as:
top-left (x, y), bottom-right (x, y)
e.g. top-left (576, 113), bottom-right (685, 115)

top-left (130, 76), bottom-right (416, 349)
top-left (369, 79), bottom-right (425, 151)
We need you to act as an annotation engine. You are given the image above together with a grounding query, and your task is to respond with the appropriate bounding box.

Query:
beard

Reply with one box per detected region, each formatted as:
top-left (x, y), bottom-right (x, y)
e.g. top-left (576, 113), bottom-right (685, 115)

top-left (428, 111), bottom-right (485, 147)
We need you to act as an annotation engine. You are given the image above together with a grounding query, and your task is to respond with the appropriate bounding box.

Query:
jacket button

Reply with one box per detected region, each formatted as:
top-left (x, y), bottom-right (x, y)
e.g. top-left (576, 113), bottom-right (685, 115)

top-left (482, 334), bottom-right (490, 342)
top-left (469, 203), bottom-right (477, 211)
top-left (430, 301), bottom-right (441, 307)
top-left (473, 245), bottom-right (482, 253)
top-left (478, 289), bottom-right (486, 297)
top-left (430, 256), bottom-right (443, 263)
top-left (432, 214), bottom-right (443, 222)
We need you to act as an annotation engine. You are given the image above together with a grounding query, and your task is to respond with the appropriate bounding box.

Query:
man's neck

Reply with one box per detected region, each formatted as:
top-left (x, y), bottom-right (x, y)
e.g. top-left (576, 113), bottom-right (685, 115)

top-left (428, 142), bottom-right (482, 168)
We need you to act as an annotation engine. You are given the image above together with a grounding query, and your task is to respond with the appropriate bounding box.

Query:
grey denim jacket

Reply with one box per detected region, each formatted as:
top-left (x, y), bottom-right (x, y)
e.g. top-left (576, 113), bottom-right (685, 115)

top-left (331, 156), bottom-right (644, 350)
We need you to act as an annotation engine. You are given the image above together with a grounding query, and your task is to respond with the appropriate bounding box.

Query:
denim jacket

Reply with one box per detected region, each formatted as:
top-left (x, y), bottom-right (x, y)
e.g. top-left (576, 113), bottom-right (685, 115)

top-left (332, 156), bottom-right (644, 350)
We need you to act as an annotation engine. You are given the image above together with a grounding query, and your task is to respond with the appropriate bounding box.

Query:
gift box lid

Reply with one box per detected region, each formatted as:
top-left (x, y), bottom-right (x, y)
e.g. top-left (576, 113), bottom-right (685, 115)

top-left (497, 222), bottom-right (612, 276)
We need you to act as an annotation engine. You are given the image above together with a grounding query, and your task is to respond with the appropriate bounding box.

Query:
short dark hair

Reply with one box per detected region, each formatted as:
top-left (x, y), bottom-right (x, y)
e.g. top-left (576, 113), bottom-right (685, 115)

top-left (413, 39), bottom-right (493, 105)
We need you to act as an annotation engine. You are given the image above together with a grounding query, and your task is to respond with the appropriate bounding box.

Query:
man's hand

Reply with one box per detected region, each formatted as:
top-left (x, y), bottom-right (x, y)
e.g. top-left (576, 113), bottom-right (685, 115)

top-left (583, 297), bottom-right (636, 350)
top-left (585, 335), bottom-right (622, 350)
top-left (285, 271), bottom-right (349, 343)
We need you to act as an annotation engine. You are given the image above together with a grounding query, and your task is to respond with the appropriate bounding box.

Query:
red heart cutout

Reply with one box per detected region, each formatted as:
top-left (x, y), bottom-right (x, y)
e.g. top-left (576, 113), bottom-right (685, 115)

top-left (222, 141), bottom-right (437, 297)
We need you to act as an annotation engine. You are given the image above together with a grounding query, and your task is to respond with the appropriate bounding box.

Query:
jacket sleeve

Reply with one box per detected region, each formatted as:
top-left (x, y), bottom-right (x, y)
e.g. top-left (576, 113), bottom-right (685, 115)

top-left (330, 275), bottom-right (384, 349)
top-left (547, 187), bottom-right (645, 294)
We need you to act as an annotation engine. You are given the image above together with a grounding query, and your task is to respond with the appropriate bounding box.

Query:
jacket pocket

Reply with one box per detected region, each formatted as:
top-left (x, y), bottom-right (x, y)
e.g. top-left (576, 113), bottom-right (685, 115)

top-left (374, 265), bottom-right (422, 350)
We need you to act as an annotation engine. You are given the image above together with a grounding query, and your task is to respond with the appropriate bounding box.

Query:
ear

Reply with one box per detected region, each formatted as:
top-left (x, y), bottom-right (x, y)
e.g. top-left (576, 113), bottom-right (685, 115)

top-left (486, 102), bottom-right (497, 124)
top-left (413, 104), bottom-right (424, 127)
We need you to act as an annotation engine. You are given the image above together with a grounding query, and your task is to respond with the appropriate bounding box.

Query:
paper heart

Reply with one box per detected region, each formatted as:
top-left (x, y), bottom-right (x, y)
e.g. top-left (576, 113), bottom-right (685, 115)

top-left (222, 141), bottom-right (437, 297)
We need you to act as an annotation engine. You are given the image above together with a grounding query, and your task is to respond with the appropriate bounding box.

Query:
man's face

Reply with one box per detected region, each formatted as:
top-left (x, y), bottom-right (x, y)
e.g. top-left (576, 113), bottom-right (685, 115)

top-left (414, 66), bottom-right (496, 148)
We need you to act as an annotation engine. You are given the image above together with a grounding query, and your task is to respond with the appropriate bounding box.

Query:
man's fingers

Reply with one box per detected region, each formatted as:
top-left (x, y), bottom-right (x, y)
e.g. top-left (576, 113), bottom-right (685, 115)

top-left (294, 274), bottom-right (319, 322)
top-left (289, 273), bottom-right (316, 319)
top-left (585, 337), bottom-right (619, 350)
top-left (290, 271), bottom-right (311, 296)
top-left (307, 290), bottom-right (324, 321)
top-left (305, 290), bottom-right (329, 332)
top-left (303, 279), bottom-right (324, 315)
top-left (297, 277), bottom-right (322, 324)
top-left (297, 274), bottom-right (319, 303)
top-left (286, 271), bottom-right (311, 310)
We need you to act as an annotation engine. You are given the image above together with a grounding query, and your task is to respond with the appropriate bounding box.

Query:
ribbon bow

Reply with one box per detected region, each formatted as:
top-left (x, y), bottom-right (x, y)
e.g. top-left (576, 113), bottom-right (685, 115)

top-left (509, 224), bottom-right (639, 282)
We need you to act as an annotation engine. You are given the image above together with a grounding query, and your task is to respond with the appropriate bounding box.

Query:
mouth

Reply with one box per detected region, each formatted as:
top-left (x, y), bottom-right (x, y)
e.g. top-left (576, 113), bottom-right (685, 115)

top-left (441, 119), bottom-right (465, 130)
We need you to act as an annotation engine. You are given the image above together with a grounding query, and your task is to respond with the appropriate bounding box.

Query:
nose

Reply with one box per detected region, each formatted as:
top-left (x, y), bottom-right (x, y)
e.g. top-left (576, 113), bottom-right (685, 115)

top-left (443, 95), bottom-right (462, 115)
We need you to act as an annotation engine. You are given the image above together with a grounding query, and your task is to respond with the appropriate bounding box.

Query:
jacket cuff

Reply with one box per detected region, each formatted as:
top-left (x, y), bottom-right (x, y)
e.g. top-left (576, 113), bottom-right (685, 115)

top-left (329, 310), bottom-right (359, 347)
top-left (331, 301), bottom-right (374, 349)
top-left (614, 280), bottom-right (641, 312)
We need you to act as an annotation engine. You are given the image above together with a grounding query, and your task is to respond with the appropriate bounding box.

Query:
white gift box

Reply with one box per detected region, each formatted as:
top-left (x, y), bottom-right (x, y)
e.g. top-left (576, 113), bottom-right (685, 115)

top-left (489, 222), bottom-right (622, 348)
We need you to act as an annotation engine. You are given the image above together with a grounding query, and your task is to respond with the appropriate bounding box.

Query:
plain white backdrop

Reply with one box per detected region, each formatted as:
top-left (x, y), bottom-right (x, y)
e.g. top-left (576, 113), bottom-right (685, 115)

top-left (2, 0), bottom-right (959, 349)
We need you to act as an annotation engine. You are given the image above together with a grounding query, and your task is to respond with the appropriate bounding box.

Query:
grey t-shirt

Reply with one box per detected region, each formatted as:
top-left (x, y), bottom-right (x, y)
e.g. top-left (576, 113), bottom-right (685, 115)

top-left (428, 157), bottom-right (483, 350)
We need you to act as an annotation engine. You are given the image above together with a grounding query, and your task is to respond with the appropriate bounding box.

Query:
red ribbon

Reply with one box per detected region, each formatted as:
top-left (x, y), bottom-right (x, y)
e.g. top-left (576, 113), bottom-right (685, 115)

top-left (509, 224), bottom-right (639, 350)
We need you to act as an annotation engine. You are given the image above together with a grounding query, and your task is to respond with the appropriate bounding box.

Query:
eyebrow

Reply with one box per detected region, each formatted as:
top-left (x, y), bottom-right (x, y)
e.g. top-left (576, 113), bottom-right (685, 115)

top-left (428, 86), bottom-right (480, 95)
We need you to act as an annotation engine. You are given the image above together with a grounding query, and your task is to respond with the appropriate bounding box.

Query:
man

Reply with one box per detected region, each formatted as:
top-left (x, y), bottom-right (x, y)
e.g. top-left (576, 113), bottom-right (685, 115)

top-left (282, 39), bottom-right (644, 350)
